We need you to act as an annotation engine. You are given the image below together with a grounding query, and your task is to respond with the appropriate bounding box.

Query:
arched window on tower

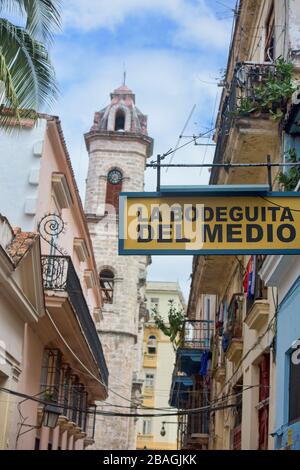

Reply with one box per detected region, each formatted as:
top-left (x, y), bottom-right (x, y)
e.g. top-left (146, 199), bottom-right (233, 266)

top-left (147, 335), bottom-right (157, 355)
top-left (105, 168), bottom-right (123, 214)
top-left (99, 269), bottom-right (115, 304)
top-left (115, 109), bottom-right (125, 131)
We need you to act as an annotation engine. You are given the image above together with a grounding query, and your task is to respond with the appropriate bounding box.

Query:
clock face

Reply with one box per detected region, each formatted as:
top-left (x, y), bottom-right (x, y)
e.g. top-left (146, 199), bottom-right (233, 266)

top-left (108, 169), bottom-right (122, 185)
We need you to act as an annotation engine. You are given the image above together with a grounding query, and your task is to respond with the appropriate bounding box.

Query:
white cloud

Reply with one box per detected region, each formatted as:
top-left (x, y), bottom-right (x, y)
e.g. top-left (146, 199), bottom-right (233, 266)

top-left (62, 0), bottom-right (232, 50)
top-left (52, 43), bottom-right (220, 297)
top-left (51, 1), bottom-right (232, 298)
top-left (53, 45), bottom-right (218, 188)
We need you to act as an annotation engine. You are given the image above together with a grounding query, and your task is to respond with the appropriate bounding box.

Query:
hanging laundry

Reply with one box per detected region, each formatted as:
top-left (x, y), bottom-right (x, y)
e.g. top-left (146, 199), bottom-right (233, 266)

top-left (199, 350), bottom-right (212, 376)
top-left (250, 255), bottom-right (257, 297)
top-left (243, 256), bottom-right (256, 298)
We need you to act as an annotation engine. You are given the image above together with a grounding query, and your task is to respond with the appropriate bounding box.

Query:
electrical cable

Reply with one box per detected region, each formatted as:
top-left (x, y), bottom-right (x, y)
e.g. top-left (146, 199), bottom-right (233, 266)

top-left (259, 196), bottom-right (300, 212)
top-left (0, 385), bottom-right (245, 419)
top-left (199, 91), bottom-right (219, 177)
top-left (149, 127), bottom-right (216, 166)
top-left (45, 310), bottom-right (145, 408)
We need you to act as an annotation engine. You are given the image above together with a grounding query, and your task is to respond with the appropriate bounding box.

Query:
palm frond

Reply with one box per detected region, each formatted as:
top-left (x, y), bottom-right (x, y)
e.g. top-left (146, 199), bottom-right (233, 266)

top-left (0, 50), bottom-right (19, 109)
top-left (23, 0), bottom-right (61, 43)
top-left (0, 18), bottom-right (58, 124)
top-left (0, 0), bottom-right (61, 42)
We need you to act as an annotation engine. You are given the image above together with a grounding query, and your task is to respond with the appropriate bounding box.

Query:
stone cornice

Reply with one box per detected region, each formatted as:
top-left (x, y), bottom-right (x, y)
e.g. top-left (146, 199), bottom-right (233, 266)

top-left (85, 130), bottom-right (153, 157)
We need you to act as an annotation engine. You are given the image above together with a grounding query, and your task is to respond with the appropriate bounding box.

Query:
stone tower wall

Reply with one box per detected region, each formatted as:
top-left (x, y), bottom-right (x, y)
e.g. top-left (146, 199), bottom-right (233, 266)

top-left (85, 132), bottom-right (150, 449)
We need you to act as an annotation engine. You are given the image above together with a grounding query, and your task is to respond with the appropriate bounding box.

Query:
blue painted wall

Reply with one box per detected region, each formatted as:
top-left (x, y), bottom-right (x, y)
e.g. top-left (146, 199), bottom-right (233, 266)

top-left (274, 275), bottom-right (300, 450)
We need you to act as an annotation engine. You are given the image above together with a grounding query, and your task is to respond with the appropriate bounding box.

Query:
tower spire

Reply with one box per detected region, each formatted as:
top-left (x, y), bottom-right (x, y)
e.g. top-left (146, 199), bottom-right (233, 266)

top-left (123, 62), bottom-right (126, 86)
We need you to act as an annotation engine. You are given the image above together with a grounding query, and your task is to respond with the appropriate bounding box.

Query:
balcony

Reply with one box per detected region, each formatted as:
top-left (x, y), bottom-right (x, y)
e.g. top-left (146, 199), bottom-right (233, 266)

top-left (245, 256), bottom-right (269, 331)
top-left (169, 375), bottom-right (193, 409)
top-left (177, 320), bottom-right (214, 376)
top-left (136, 434), bottom-right (154, 449)
top-left (194, 255), bottom-right (234, 296)
top-left (143, 386), bottom-right (154, 397)
top-left (143, 353), bottom-right (157, 368)
top-left (41, 256), bottom-right (108, 387)
top-left (179, 406), bottom-right (209, 450)
top-left (170, 321), bottom-right (213, 408)
top-left (223, 294), bottom-right (243, 363)
top-left (211, 62), bottom-right (280, 185)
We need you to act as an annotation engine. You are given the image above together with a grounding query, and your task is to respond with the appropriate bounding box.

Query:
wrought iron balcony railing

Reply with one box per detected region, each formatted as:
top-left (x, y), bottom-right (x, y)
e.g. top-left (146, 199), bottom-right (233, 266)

top-left (213, 61), bottom-right (277, 172)
top-left (180, 320), bottom-right (214, 350)
top-left (179, 392), bottom-right (210, 449)
top-left (41, 255), bottom-right (108, 387)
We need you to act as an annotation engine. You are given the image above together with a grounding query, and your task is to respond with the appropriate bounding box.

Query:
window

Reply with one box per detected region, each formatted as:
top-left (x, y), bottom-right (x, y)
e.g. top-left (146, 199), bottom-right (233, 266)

top-left (51, 173), bottom-right (73, 211)
top-left (105, 169), bottom-right (123, 213)
top-left (115, 109), bottom-right (125, 131)
top-left (258, 354), bottom-right (270, 450)
top-left (145, 374), bottom-right (155, 388)
top-left (150, 298), bottom-right (159, 317)
top-left (264, 1), bottom-right (275, 62)
top-left (147, 335), bottom-right (157, 355)
top-left (40, 349), bottom-right (62, 402)
top-left (231, 381), bottom-right (243, 450)
top-left (100, 269), bottom-right (114, 304)
top-left (143, 419), bottom-right (152, 435)
top-left (289, 351), bottom-right (300, 423)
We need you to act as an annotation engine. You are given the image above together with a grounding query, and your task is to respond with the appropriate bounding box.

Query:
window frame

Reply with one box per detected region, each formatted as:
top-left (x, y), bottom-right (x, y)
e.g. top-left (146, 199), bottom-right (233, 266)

top-left (99, 269), bottom-right (115, 304)
top-left (147, 335), bottom-right (157, 355)
top-left (264, 1), bottom-right (275, 62)
top-left (142, 419), bottom-right (152, 435)
top-left (145, 373), bottom-right (155, 388)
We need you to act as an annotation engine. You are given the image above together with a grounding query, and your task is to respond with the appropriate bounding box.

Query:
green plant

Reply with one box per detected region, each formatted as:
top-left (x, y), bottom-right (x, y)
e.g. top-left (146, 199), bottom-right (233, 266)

top-left (277, 148), bottom-right (300, 191)
top-left (0, 1), bottom-right (60, 127)
top-left (43, 390), bottom-right (56, 403)
top-left (152, 300), bottom-right (186, 351)
top-left (235, 57), bottom-right (296, 119)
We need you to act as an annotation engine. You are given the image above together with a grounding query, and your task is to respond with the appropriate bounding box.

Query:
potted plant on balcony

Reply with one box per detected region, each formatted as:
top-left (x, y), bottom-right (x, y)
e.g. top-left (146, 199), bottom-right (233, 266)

top-left (235, 58), bottom-right (296, 120)
top-left (277, 148), bottom-right (300, 191)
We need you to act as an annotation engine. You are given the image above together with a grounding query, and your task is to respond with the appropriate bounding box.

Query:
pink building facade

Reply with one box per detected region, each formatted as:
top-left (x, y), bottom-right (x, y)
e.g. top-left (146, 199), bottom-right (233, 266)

top-left (0, 116), bottom-right (108, 450)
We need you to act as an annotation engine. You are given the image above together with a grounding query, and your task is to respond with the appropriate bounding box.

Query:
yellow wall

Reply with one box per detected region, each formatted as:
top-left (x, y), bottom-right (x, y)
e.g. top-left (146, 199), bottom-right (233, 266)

top-left (136, 282), bottom-right (185, 450)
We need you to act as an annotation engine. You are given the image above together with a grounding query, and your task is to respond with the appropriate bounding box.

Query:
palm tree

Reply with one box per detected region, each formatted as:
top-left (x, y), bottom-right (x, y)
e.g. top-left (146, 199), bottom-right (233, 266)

top-left (0, 0), bottom-right (61, 124)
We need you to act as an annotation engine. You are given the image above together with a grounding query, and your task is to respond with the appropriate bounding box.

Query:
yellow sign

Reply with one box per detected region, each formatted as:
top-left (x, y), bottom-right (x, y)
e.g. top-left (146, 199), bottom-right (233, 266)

top-left (119, 192), bottom-right (300, 254)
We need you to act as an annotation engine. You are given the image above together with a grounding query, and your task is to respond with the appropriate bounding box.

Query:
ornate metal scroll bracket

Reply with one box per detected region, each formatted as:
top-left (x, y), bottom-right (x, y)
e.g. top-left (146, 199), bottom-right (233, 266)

top-left (38, 213), bottom-right (68, 256)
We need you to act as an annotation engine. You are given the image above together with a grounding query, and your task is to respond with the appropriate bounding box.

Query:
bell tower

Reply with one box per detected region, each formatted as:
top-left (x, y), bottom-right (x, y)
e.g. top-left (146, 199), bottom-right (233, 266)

top-left (84, 85), bottom-right (153, 449)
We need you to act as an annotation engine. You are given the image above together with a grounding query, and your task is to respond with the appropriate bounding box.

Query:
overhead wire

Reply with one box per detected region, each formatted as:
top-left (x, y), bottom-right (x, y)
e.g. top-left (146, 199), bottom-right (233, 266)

top-left (0, 385), bottom-right (264, 419)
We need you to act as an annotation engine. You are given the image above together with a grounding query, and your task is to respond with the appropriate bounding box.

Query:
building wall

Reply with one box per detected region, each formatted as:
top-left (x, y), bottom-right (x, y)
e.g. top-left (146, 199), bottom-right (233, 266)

top-left (16, 323), bottom-right (44, 450)
top-left (274, 283), bottom-right (300, 449)
top-left (0, 118), bottom-right (108, 450)
top-left (0, 121), bottom-right (47, 231)
top-left (85, 121), bottom-right (151, 449)
top-left (0, 216), bottom-right (44, 450)
top-left (199, 0), bottom-right (300, 451)
top-left (0, 119), bottom-right (102, 319)
top-left (0, 295), bottom-right (23, 450)
top-left (261, 254), bottom-right (300, 450)
top-left (136, 282), bottom-right (185, 450)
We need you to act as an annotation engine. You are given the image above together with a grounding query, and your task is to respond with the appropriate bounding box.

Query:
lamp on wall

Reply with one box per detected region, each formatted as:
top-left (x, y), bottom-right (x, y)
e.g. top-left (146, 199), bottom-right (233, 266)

top-left (160, 421), bottom-right (178, 436)
top-left (160, 423), bottom-right (166, 437)
top-left (42, 403), bottom-right (61, 429)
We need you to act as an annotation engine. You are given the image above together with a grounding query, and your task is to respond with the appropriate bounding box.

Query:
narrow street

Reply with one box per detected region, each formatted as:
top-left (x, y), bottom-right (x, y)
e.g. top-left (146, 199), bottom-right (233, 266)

top-left (0, 0), bottom-right (300, 460)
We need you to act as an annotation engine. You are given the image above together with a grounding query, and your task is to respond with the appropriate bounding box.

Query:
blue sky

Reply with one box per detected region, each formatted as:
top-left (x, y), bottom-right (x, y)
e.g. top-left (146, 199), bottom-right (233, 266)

top-left (49, 0), bottom-right (236, 300)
